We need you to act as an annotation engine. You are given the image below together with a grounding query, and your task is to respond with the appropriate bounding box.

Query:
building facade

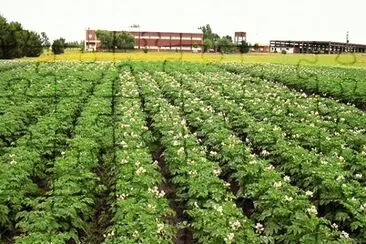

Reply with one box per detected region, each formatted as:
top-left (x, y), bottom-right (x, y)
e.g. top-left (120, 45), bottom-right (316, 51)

top-left (250, 43), bottom-right (270, 53)
top-left (85, 29), bottom-right (203, 52)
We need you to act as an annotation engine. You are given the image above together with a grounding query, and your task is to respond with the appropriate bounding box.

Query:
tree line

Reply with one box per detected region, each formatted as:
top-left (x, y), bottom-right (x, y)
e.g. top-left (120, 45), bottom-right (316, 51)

top-left (0, 14), bottom-right (257, 59)
top-left (51, 38), bottom-right (85, 55)
top-left (0, 14), bottom-right (86, 59)
top-left (95, 30), bottom-right (135, 51)
top-left (199, 24), bottom-right (254, 54)
top-left (0, 15), bottom-right (47, 59)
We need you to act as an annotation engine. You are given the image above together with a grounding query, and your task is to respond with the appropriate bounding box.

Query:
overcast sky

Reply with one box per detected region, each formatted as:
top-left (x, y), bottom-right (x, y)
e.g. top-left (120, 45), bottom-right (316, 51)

top-left (1, 0), bottom-right (365, 44)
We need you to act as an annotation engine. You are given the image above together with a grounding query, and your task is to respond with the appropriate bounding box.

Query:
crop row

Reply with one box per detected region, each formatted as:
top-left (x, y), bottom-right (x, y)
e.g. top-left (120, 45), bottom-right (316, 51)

top-left (188, 71), bottom-right (366, 183)
top-left (167, 70), bottom-right (366, 242)
top-left (2, 64), bottom-right (113, 243)
top-left (0, 74), bottom-right (60, 152)
top-left (103, 69), bottom-right (176, 243)
top-left (212, 72), bottom-right (365, 148)
top-left (151, 70), bottom-right (351, 243)
top-left (220, 63), bottom-right (366, 109)
top-left (0, 66), bottom-right (99, 241)
top-left (1, 61), bottom-right (364, 243)
top-left (0, 63), bottom-right (104, 154)
top-left (137, 72), bottom-right (259, 243)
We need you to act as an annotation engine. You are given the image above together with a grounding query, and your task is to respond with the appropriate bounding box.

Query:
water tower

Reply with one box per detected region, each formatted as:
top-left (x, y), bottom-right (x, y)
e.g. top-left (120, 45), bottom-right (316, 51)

top-left (235, 32), bottom-right (247, 45)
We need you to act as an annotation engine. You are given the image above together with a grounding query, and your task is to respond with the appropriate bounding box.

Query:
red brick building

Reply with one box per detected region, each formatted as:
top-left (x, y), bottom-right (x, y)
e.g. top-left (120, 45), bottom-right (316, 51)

top-left (85, 29), bottom-right (203, 52)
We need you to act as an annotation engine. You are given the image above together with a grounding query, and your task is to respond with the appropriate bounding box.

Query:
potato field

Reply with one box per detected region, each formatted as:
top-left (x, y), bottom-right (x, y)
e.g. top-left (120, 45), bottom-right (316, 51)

top-left (0, 61), bottom-right (365, 244)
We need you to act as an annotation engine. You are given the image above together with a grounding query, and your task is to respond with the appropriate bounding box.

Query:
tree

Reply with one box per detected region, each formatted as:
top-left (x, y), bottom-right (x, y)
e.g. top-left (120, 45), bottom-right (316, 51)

top-left (65, 40), bottom-right (83, 49)
top-left (96, 30), bottom-right (114, 51)
top-left (199, 24), bottom-right (213, 40)
top-left (7, 21), bottom-right (25, 58)
top-left (59, 38), bottom-right (66, 47)
top-left (238, 40), bottom-right (250, 53)
top-left (253, 43), bottom-right (259, 51)
top-left (0, 15), bottom-right (44, 59)
top-left (41, 32), bottom-right (50, 48)
top-left (23, 31), bottom-right (43, 57)
top-left (203, 39), bottom-right (213, 52)
top-left (0, 15), bottom-right (8, 58)
top-left (224, 35), bottom-right (233, 43)
top-left (96, 30), bottom-right (135, 51)
top-left (80, 40), bottom-right (85, 50)
top-left (218, 37), bottom-right (236, 53)
top-left (115, 32), bottom-right (135, 51)
top-left (52, 38), bottom-right (65, 54)
top-left (199, 24), bottom-right (220, 52)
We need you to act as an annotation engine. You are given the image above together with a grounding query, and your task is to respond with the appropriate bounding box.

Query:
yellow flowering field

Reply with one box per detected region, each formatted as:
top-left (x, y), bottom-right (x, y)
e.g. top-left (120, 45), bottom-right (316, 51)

top-left (23, 50), bottom-right (366, 68)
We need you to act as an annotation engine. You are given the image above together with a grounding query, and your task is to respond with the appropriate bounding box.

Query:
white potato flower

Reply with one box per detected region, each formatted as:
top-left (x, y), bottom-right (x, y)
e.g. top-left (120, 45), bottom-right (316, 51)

top-left (305, 191), bottom-right (314, 197)
top-left (307, 205), bottom-right (318, 216)
top-left (255, 223), bottom-right (264, 233)
top-left (274, 181), bottom-right (282, 188)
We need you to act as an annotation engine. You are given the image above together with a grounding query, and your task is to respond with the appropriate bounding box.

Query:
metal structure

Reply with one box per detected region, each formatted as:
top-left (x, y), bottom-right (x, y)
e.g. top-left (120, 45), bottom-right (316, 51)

top-left (234, 32), bottom-right (247, 45)
top-left (269, 40), bottom-right (366, 54)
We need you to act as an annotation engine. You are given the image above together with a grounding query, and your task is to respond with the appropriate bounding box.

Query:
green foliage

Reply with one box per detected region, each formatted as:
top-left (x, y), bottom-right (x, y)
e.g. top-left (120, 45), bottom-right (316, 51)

top-left (40, 32), bottom-right (50, 48)
top-left (238, 40), bottom-right (250, 53)
top-left (199, 24), bottom-right (219, 41)
top-left (0, 15), bottom-right (8, 58)
top-left (0, 15), bottom-right (44, 59)
top-left (223, 35), bottom-right (233, 43)
top-left (96, 30), bottom-right (114, 50)
top-left (218, 37), bottom-right (236, 54)
top-left (104, 71), bottom-right (175, 243)
top-left (203, 39), bottom-right (213, 52)
top-left (223, 63), bottom-right (366, 108)
top-left (139, 71), bottom-right (260, 243)
top-left (64, 40), bottom-right (83, 49)
top-left (96, 30), bottom-right (135, 51)
top-left (1, 62), bottom-right (366, 243)
top-left (115, 31), bottom-right (135, 51)
top-left (166, 65), bottom-right (366, 242)
top-left (23, 31), bottom-right (43, 57)
top-left (51, 38), bottom-right (65, 55)
top-left (199, 24), bottom-right (220, 52)
top-left (80, 40), bottom-right (85, 51)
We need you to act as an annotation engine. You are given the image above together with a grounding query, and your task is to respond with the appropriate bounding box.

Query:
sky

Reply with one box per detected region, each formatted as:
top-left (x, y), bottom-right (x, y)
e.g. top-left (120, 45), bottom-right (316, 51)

top-left (1, 0), bottom-right (365, 44)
